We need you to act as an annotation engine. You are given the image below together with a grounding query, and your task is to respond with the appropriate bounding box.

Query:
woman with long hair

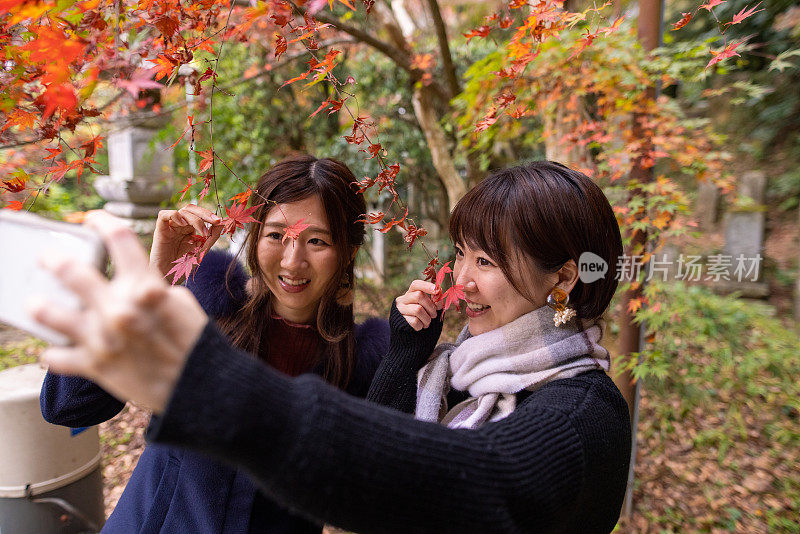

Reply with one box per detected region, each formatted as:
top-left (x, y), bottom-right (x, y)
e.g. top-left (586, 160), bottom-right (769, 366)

top-left (36, 160), bottom-right (632, 533)
top-left (40, 155), bottom-right (389, 533)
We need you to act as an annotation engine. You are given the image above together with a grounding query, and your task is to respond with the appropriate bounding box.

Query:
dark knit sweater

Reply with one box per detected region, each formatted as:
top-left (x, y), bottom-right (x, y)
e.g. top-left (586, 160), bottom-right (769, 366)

top-left (40, 250), bottom-right (390, 534)
top-left (149, 303), bottom-right (632, 534)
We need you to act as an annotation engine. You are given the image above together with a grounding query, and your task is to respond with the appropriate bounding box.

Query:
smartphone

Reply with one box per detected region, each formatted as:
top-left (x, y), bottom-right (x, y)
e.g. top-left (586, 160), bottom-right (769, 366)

top-left (0, 210), bottom-right (107, 345)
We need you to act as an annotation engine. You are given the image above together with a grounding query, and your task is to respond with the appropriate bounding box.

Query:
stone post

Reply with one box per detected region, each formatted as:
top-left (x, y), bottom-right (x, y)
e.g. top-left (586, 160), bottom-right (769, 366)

top-left (695, 181), bottom-right (719, 232)
top-left (94, 115), bottom-right (174, 236)
top-left (718, 171), bottom-right (769, 298)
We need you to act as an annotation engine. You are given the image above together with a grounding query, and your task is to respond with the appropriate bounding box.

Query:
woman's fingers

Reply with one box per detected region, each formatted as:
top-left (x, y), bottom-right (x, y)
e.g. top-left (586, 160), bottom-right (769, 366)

top-left (40, 346), bottom-right (92, 378)
top-left (177, 205), bottom-right (222, 237)
top-left (203, 223), bottom-right (223, 252)
top-left (396, 281), bottom-right (439, 330)
top-left (27, 297), bottom-right (87, 343)
top-left (408, 279), bottom-right (437, 295)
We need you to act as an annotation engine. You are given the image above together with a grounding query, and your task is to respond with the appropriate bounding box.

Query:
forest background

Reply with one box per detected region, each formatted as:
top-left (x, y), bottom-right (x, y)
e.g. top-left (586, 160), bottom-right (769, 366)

top-left (1, 0), bottom-right (799, 531)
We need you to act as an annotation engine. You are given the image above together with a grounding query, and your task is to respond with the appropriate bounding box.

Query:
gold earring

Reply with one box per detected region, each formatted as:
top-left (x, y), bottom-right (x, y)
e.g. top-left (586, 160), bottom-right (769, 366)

top-left (546, 287), bottom-right (576, 327)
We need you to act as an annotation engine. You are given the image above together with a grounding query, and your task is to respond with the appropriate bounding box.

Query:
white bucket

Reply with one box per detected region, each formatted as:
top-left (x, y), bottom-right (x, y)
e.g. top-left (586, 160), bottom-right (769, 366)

top-left (0, 364), bottom-right (101, 498)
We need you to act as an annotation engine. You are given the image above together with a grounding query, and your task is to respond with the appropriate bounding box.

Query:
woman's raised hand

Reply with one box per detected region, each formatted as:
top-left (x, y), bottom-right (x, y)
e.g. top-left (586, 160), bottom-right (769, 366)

top-left (150, 205), bottom-right (223, 277)
top-left (29, 211), bottom-right (208, 413)
top-left (395, 280), bottom-right (442, 331)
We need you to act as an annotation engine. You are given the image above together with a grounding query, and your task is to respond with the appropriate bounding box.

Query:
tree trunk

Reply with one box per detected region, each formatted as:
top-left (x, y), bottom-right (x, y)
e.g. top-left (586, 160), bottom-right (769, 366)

top-left (411, 86), bottom-right (466, 212)
top-left (372, 0), bottom-right (466, 213)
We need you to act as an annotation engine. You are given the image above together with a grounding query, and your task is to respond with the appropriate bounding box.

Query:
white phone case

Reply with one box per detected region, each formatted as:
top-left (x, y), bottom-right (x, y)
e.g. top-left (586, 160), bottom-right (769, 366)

top-left (0, 210), bottom-right (107, 345)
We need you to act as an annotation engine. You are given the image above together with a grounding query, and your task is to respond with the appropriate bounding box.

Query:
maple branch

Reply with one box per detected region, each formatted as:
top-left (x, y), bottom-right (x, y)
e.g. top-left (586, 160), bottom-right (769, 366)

top-left (425, 0), bottom-right (460, 99)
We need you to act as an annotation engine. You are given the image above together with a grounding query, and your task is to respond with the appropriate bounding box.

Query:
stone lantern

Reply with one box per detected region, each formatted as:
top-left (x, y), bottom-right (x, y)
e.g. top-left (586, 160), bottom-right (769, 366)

top-left (94, 114), bottom-right (175, 235)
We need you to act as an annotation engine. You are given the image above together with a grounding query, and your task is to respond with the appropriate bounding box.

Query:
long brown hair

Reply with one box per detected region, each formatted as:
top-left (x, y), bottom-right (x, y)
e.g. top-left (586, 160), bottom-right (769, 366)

top-left (218, 154), bottom-right (366, 389)
top-left (449, 160), bottom-right (622, 320)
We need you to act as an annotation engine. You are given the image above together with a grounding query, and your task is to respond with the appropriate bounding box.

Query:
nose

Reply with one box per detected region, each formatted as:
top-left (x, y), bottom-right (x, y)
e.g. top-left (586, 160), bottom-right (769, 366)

top-left (454, 264), bottom-right (477, 292)
top-left (280, 241), bottom-right (307, 270)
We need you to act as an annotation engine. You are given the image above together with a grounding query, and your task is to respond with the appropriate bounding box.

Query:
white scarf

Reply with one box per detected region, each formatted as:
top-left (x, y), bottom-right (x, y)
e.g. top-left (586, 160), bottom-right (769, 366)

top-left (415, 305), bottom-right (609, 429)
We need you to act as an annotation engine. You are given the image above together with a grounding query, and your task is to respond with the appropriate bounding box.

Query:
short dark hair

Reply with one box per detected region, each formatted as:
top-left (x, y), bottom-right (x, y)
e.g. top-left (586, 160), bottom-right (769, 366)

top-left (449, 160), bottom-right (622, 320)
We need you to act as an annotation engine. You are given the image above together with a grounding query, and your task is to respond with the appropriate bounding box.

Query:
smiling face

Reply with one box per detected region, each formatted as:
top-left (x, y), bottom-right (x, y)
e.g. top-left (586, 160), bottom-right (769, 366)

top-left (454, 242), bottom-right (553, 336)
top-left (257, 195), bottom-right (340, 324)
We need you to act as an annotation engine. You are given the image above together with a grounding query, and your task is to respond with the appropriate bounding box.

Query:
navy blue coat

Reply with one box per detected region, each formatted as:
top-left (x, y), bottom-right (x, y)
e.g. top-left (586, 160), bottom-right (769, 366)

top-left (40, 250), bottom-right (390, 533)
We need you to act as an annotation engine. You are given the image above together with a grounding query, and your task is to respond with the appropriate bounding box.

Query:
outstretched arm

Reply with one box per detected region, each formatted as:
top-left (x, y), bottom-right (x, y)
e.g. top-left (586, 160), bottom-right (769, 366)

top-left (149, 321), bottom-right (586, 534)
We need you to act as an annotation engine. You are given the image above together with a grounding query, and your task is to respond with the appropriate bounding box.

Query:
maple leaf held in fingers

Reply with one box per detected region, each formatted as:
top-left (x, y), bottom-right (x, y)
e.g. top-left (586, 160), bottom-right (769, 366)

top-left (440, 284), bottom-right (466, 312)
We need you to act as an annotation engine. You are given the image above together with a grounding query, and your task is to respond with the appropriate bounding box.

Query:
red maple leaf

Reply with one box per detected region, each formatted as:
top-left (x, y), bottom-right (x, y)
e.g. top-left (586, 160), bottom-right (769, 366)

top-left (356, 211), bottom-right (384, 224)
top-left (198, 68), bottom-right (216, 83)
top-left (115, 68), bottom-right (163, 97)
top-left (672, 12), bottom-right (692, 30)
top-left (508, 105), bottom-right (529, 119)
top-left (439, 284), bottom-right (465, 312)
top-left (178, 178), bottom-right (193, 201)
top-left (153, 16), bottom-right (179, 40)
top-left (45, 160), bottom-right (77, 182)
top-left (363, 143), bottom-right (383, 159)
top-left (40, 83), bottom-right (78, 119)
top-left (422, 257), bottom-right (440, 282)
top-left (274, 34), bottom-right (288, 59)
top-left (379, 208), bottom-right (408, 233)
top-left (310, 97), bottom-right (344, 118)
top-left (706, 41), bottom-right (741, 70)
top-left (197, 174), bottom-right (213, 202)
top-left (435, 261), bottom-right (452, 289)
top-left (699, 0), bottom-right (725, 11)
top-left (403, 224), bottom-right (427, 250)
top-left (4, 200), bottom-right (24, 211)
top-left (598, 16), bottom-right (625, 37)
top-left (152, 54), bottom-right (179, 81)
top-left (167, 114), bottom-right (194, 150)
top-left (2, 171), bottom-right (27, 193)
top-left (196, 148), bottom-right (214, 173)
top-left (44, 146), bottom-right (62, 160)
top-left (166, 253), bottom-right (199, 285)
top-left (229, 189), bottom-right (252, 203)
top-left (725, 2), bottom-right (763, 29)
top-left (464, 25), bottom-right (491, 42)
top-left (81, 136), bottom-right (103, 159)
top-left (222, 201), bottom-right (263, 236)
top-left (282, 218), bottom-right (311, 244)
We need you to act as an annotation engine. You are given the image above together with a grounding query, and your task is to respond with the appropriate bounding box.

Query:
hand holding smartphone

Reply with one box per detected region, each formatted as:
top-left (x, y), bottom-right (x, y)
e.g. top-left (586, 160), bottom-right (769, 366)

top-left (0, 210), bottom-right (107, 345)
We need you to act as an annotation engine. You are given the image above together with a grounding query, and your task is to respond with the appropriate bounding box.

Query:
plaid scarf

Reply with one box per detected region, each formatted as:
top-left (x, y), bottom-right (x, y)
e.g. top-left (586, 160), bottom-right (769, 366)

top-left (415, 305), bottom-right (609, 429)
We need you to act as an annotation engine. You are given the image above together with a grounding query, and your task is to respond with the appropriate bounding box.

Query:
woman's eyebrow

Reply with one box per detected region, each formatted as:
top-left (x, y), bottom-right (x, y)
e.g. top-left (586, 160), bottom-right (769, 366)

top-left (262, 222), bottom-right (332, 236)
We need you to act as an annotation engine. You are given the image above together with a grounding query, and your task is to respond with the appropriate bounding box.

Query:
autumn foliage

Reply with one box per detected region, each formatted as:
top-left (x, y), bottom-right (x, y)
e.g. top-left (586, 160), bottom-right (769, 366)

top-left (0, 0), bottom-right (762, 299)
